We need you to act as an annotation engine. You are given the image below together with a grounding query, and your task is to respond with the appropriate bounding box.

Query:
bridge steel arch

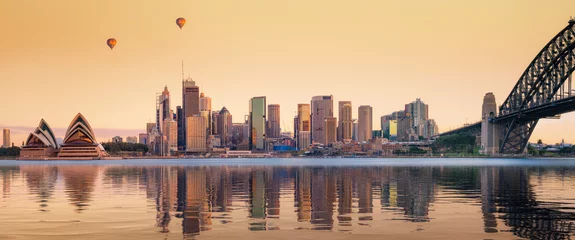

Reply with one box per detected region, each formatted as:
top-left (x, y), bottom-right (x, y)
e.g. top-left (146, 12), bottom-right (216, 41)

top-left (497, 20), bottom-right (575, 153)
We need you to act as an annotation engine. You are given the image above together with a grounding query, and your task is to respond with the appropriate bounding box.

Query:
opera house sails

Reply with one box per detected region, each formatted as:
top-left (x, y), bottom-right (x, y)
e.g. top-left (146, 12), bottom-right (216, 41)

top-left (20, 113), bottom-right (109, 160)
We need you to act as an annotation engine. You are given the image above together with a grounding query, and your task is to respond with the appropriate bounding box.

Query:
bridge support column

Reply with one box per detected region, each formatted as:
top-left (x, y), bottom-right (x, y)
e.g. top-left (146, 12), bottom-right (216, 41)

top-left (479, 93), bottom-right (501, 155)
top-left (480, 115), bottom-right (501, 155)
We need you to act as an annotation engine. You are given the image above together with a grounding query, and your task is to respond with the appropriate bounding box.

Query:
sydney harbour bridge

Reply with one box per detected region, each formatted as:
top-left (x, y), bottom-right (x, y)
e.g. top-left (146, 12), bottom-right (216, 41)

top-left (439, 19), bottom-right (575, 154)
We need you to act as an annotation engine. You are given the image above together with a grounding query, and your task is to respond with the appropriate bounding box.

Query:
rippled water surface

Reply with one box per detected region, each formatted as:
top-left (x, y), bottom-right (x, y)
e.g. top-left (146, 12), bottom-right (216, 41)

top-left (2, 158), bottom-right (575, 239)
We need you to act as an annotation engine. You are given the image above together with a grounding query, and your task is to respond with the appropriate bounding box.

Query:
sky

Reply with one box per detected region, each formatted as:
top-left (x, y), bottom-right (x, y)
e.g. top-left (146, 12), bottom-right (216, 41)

top-left (1, 0), bottom-right (575, 145)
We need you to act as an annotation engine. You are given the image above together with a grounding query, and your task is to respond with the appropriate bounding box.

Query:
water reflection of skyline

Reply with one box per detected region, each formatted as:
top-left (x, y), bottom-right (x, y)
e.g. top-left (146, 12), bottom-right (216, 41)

top-left (1, 165), bottom-right (575, 239)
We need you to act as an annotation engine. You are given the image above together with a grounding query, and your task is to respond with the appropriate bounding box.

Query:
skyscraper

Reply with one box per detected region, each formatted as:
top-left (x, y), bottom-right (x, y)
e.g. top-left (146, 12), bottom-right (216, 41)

top-left (297, 104), bottom-right (311, 149)
top-left (358, 105), bottom-right (373, 142)
top-left (324, 117), bottom-right (337, 145)
top-left (267, 104), bottom-right (281, 139)
top-left (338, 101), bottom-right (353, 142)
top-left (293, 116), bottom-right (299, 139)
top-left (2, 129), bottom-right (10, 148)
top-left (199, 92), bottom-right (211, 112)
top-left (249, 97), bottom-right (266, 151)
top-left (186, 115), bottom-right (207, 153)
top-left (218, 107), bottom-right (232, 146)
top-left (405, 98), bottom-right (429, 136)
top-left (200, 93), bottom-right (212, 135)
top-left (183, 78), bottom-right (200, 118)
top-left (182, 78), bottom-right (199, 151)
top-left (311, 95), bottom-right (333, 144)
top-left (157, 86), bottom-right (171, 133)
top-left (176, 106), bottom-right (185, 151)
top-left (163, 118), bottom-right (178, 153)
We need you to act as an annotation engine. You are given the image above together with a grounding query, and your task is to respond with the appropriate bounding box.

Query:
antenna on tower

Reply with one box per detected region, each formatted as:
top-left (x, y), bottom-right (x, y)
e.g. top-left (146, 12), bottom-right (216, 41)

top-left (181, 60), bottom-right (184, 82)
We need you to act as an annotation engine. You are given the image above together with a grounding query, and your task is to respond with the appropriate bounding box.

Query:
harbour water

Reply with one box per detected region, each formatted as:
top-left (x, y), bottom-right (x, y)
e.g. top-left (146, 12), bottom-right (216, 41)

top-left (1, 158), bottom-right (575, 239)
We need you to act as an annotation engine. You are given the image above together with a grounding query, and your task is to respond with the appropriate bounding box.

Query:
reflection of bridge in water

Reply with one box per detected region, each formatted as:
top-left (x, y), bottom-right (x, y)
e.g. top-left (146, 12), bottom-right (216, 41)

top-left (439, 19), bottom-right (575, 154)
top-left (3, 165), bottom-right (575, 239)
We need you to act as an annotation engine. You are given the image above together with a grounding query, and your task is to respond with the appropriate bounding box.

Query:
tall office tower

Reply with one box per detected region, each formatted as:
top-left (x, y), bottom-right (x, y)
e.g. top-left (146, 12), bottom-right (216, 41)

top-left (183, 78), bottom-right (200, 118)
top-left (405, 98), bottom-right (429, 135)
top-left (267, 104), bottom-right (281, 138)
top-left (358, 105), bottom-right (373, 142)
top-left (211, 111), bottom-right (220, 135)
top-left (176, 106), bottom-right (185, 151)
top-left (293, 116), bottom-right (299, 139)
top-left (163, 118), bottom-right (178, 153)
top-left (217, 107), bottom-right (232, 146)
top-left (182, 77), bottom-right (199, 150)
top-left (2, 129), bottom-right (10, 148)
top-left (199, 92), bottom-right (211, 112)
top-left (199, 93), bottom-right (212, 134)
top-left (338, 101), bottom-right (353, 142)
top-left (310, 95), bottom-right (333, 144)
top-left (186, 115), bottom-right (207, 153)
top-left (157, 86), bottom-right (171, 133)
top-left (249, 96), bottom-right (266, 151)
top-left (138, 133), bottom-right (148, 144)
top-left (324, 117), bottom-right (337, 145)
top-left (297, 104), bottom-right (311, 149)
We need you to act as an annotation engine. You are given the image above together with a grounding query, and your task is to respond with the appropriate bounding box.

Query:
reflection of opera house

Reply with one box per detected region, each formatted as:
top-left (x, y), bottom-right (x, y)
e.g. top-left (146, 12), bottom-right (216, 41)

top-left (20, 113), bottom-right (109, 160)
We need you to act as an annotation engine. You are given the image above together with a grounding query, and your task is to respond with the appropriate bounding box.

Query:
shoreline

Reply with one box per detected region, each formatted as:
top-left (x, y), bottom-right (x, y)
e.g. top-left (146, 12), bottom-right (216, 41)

top-left (2, 155), bottom-right (573, 161)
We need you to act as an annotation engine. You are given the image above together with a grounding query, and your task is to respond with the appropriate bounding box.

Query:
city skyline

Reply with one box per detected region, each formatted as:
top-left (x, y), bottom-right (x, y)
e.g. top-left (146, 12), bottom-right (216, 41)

top-left (2, 0), bottom-right (575, 145)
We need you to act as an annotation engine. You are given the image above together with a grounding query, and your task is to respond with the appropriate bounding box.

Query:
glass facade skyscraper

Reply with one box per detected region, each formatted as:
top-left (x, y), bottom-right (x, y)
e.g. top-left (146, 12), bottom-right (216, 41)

top-left (249, 97), bottom-right (266, 151)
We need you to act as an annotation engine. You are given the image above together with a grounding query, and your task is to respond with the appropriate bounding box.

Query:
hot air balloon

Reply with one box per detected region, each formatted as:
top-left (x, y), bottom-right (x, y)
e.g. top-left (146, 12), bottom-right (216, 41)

top-left (176, 17), bottom-right (186, 29)
top-left (106, 38), bottom-right (117, 50)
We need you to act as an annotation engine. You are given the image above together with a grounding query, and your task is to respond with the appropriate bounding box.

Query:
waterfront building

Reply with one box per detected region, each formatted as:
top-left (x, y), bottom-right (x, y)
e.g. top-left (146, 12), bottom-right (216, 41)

top-left (381, 115), bottom-right (392, 139)
top-left (138, 133), bottom-right (148, 144)
top-left (298, 131), bottom-right (311, 150)
top-left (20, 119), bottom-right (59, 159)
top-left (218, 107), bottom-right (232, 146)
top-left (297, 104), bottom-right (311, 148)
top-left (338, 101), bottom-right (353, 142)
top-left (163, 118), bottom-right (178, 153)
top-left (311, 95), bottom-right (333, 144)
top-left (249, 97), bottom-right (267, 151)
top-left (57, 113), bottom-right (108, 159)
top-left (358, 105), bottom-right (373, 142)
top-left (186, 115), bottom-right (207, 153)
top-left (112, 136), bottom-right (123, 143)
top-left (324, 117), bottom-right (337, 145)
top-left (2, 129), bottom-right (10, 148)
top-left (423, 119), bottom-right (439, 139)
top-left (267, 104), bottom-right (281, 138)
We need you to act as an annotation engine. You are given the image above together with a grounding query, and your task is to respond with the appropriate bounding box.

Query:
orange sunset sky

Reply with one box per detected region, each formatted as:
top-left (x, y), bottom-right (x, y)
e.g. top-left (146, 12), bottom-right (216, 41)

top-left (1, 0), bottom-right (575, 145)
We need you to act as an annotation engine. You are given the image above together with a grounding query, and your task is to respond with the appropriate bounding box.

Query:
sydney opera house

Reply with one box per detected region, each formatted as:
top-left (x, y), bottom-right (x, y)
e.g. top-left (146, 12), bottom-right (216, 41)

top-left (20, 113), bottom-right (109, 160)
